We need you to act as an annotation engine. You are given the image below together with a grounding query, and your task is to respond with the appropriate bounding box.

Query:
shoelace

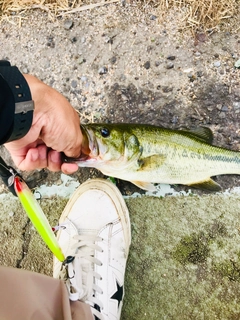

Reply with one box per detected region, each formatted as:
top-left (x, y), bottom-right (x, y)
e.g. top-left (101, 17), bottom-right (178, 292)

top-left (59, 233), bottom-right (105, 320)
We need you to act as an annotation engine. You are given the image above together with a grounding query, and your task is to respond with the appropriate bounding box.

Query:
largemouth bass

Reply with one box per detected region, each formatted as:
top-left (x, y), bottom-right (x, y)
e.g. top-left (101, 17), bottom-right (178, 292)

top-left (66, 123), bottom-right (240, 191)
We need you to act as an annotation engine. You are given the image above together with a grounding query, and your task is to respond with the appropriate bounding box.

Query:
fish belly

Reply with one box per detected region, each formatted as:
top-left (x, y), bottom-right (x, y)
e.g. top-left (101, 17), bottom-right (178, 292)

top-left (98, 146), bottom-right (240, 185)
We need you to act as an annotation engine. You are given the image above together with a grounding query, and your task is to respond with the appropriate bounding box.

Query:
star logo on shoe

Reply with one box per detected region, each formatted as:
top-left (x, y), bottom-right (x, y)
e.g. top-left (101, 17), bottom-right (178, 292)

top-left (110, 279), bottom-right (123, 308)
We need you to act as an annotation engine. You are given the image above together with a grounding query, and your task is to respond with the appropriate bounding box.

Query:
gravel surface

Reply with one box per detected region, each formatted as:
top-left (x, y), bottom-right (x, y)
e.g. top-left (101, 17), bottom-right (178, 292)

top-left (0, 4), bottom-right (240, 319)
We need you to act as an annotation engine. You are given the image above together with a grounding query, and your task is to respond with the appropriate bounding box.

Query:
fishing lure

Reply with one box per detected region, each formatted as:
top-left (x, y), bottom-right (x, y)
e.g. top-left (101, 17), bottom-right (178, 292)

top-left (14, 176), bottom-right (65, 262)
top-left (0, 156), bottom-right (65, 262)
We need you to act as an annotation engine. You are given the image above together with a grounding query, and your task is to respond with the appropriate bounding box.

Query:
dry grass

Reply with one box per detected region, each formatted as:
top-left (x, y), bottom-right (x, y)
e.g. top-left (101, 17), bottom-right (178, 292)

top-left (0, 0), bottom-right (239, 30)
top-left (158, 0), bottom-right (239, 30)
top-left (0, 0), bottom-right (79, 15)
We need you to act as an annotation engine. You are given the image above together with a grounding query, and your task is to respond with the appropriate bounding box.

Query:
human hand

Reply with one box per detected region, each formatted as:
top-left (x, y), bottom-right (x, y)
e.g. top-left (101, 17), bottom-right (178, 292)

top-left (4, 74), bottom-right (82, 174)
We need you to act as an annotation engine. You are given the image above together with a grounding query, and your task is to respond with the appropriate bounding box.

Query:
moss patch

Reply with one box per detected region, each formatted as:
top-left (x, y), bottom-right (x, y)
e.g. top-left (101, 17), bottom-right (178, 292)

top-left (213, 255), bottom-right (240, 282)
top-left (173, 231), bottom-right (210, 264)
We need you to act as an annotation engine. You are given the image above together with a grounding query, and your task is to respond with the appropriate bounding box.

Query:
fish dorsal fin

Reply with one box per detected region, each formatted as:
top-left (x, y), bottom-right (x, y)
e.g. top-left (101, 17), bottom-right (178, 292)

top-left (188, 178), bottom-right (221, 192)
top-left (183, 127), bottom-right (213, 144)
top-left (131, 180), bottom-right (156, 191)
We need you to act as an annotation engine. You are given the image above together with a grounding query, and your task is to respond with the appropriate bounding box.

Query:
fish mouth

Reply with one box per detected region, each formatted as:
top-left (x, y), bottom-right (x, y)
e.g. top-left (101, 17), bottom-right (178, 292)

top-left (80, 124), bottom-right (99, 158)
top-left (63, 125), bottom-right (99, 163)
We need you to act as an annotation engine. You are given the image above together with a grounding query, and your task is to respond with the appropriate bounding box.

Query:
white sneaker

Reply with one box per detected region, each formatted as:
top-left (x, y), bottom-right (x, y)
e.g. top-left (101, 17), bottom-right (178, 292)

top-left (53, 179), bottom-right (131, 320)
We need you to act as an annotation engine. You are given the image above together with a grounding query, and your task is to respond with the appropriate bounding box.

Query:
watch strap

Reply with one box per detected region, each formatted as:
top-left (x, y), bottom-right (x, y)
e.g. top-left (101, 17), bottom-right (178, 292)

top-left (0, 61), bottom-right (34, 142)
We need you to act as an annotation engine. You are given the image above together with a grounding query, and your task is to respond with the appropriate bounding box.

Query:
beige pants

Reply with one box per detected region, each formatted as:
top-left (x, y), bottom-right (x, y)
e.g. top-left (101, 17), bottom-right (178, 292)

top-left (0, 266), bottom-right (93, 320)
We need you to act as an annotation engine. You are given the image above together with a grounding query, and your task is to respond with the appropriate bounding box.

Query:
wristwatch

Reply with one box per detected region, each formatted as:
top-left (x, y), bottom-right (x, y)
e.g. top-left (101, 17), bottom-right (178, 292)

top-left (0, 60), bottom-right (34, 142)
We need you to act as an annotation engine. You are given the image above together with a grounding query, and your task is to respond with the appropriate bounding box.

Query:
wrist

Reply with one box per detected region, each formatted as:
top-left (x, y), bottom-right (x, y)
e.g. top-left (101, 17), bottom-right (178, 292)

top-left (23, 74), bottom-right (52, 125)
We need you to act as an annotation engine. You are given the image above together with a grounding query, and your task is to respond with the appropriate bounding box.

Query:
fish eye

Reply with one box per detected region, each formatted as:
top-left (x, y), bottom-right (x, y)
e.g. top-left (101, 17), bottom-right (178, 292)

top-left (100, 127), bottom-right (110, 138)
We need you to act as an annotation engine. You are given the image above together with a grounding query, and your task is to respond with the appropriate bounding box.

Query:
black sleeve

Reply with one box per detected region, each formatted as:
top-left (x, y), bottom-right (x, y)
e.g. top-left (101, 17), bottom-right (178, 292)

top-left (0, 75), bottom-right (15, 144)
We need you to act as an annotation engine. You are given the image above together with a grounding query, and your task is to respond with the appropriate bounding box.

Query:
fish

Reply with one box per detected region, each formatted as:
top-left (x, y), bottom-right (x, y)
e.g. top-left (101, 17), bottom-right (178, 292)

top-left (65, 123), bottom-right (240, 191)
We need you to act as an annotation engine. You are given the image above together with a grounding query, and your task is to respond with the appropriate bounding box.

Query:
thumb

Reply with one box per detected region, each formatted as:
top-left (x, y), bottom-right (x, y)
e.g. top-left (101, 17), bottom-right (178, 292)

top-left (60, 126), bottom-right (84, 159)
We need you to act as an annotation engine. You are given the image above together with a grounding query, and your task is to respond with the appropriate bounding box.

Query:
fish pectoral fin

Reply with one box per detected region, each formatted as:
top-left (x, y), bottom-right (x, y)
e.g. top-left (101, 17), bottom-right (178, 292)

top-left (187, 178), bottom-right (221, 192)
top-left (131, 181), bottom-right (156, 191)
top-left (138, 154), bottom-right (166, 171)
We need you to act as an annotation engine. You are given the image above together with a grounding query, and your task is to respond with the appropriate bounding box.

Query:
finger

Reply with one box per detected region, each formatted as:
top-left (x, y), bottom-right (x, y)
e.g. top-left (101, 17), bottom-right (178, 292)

top-left (62, 140), bottom-right (82, 159)
top-left (61, 162), bottom-right (79, 174)
top-left (18, 148), bottom-right (39, 171)
top-left (18, 145), bottom-right (48, 171)
top-left (63, 148), bottom-right (81, 159)
top-left (35, 145), bottom-right (49, 168)
top-left (47, 150), bottom-right (61, 172)
top-left (61, 125), bottom-right (83, 159)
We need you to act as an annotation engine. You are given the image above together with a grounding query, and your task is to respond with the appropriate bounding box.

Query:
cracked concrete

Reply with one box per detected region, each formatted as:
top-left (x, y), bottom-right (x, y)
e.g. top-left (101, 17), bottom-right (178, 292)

top-left (1, 184), bottom-right (240, 319)
top-left (16, 218), bottom-right (31, 269)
